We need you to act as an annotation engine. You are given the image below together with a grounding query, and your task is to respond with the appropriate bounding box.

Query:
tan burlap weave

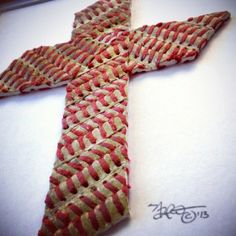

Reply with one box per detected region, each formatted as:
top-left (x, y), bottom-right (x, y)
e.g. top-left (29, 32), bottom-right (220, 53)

top-left (0, 1), bottom-right (230, 235)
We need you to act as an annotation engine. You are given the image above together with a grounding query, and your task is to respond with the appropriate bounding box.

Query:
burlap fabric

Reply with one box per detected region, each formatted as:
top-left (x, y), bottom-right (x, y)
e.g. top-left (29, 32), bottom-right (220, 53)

top-left (0, 1), bottom-right (230, 235)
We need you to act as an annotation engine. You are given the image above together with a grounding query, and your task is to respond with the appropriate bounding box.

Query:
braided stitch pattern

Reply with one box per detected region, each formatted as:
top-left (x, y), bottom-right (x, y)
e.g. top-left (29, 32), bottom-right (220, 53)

top-left (0, 0), bottom-right (230, 235)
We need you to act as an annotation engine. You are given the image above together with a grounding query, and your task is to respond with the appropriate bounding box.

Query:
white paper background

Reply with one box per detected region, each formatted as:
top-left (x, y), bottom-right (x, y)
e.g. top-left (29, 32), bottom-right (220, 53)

top-left (0, 0), bottom-right (236, 235)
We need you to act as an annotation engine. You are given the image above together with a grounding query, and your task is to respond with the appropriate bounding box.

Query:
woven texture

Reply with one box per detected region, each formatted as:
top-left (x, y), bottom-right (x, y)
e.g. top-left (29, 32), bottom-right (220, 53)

top-left (0, 1), bottom-right (230, 235)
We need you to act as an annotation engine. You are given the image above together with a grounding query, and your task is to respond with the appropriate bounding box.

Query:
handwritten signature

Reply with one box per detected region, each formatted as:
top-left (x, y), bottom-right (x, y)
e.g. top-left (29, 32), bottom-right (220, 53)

top-left (148, 202), bottom-right (209, 224)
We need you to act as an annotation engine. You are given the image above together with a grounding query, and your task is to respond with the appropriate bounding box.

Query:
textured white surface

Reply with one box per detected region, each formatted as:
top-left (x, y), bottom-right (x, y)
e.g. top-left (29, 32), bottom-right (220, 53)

top-left (0, 0), bottom-right (236, 236)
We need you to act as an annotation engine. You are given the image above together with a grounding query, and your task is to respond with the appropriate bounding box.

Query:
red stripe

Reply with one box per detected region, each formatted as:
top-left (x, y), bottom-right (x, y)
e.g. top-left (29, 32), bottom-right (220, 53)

top-left (73, 217), bottom-right (87, 236)
top-left (88, 210), bottom-right (99, 230)
top-left (141, 47), bottom-right (149, 61)
top-left (81, 107), bottom-right (90, 118)
top-left (56, 168), bottom-right (73, 178)
top-left (103, 110), bottom-right (113, 119)
top-left (187, 17), bottom-right (194, 22)
top-left (81, 123), bottom-right (93, 132)
top-left (91, 149), bottom-right (104, 157)
top-left (113, 45), bottom-right (120, 55)
top-left (66, 144), bottom-right (75, 155)
top-left (69, 114), bottom-right (78, 124)
top-left (162, 43), bottom-right (171, 54)
top-left (112, 194), bottom-right (125, 215)
top-left (147, 25), bottom-right (155, 34)
top-left (78, 136), bottom-right (86, 149)
top-left (13, 61), bottom-right (23, 73)
top-left (55, 186), bottom-right (66, 201)
top-left (68, 162), bottom-right (83, 171)
top-left (121, 146), bottom-right (128, 159)
top-left (134, 45), bottom-right (141, 58)
top-left (99, 95), bottom-right (109, 106)
top-left (50, 176), bottom-right (60, 186)
top-left (91, 101), bottom-right (100, 113)
top-left (71, 66), bottom-right (81, 77)
top-left (20, 65), bottom-right (28, 77)
top-left (198, 39), bottom-right (207, 49)
top-left (66, 63), bottom-right (76, 74)
top-left (44, 47), bottom-right (54, 58)
top-left (21, 50), bottom-right (32, 60)
top-left (114, 174), bottom-right (126, 185)
top-left (149, 38), bottom-right (158, 49)
top-left (56, 147), bottom-right (64, 161)
top-left (62, 134), bottom-right (73, 144)
top-left (104, 86), bottom-right (115, 93)
top-left (180, 33), bottom-right (189, 44)
top-left (186, 50), bottom-right (198, 58)
top-left (108, 117), bottom-right (117, 131)
top-left (147, 49), bottom-right (155, 63)
top-left (103, 181), bottom-right (118, 193)
top-left (93, 77), bottom-right (100, 87)
top-left (80, 156), bottom-right (94, 165)
top-left (93, 190), bottom-right (106, 202)
top-left (95, 55), bottom-right (103, 63)
top-left (43, 217), bottom-right (57, 233)
top-left (102, 50), bottom-right (112, 59)
top-left (197, 28), bottom-right (208, 37)
top-left (172, 31), bottom-right (180, 42)
top-left (110, 152), bottom-right (121, 167)
top-left (78, 54), bottom-right (88, 64)
top-left (45, 194), bottom-right (54, 209)
top-left (117, 114), bottom-right (127, 126)
top-left (65, 47), bottom-right (77, 57)
top-left (80, 196), bottom-right (97, 209)
top-left (113, 105), bottom-right (125, 113)
top-left (66, 178), bottom-right (77, 194)
top-left (99, 202), bottom-right (111, 223)
top-left (196, 15), bottom-right (205, 23)
top-left (56, 211), bottom-right (70, 226)
top-left (212, 19), bottom-right (223, 30)
top-left (122, 185), bottom-right (129, 196)
top-left (112, 66), bottom-right (119, 77)
top-left (111, 136), bottom-right (125, 145)
top-left (77, 172), bottom-right (89, 187)
top-left (99, 158), bottom-right (110, 173)
top-left (68, 203), bottom-right (83, 216)
top-left (142, 35), bottom-right (151, 46)
top-left (187, 26), bottom-right (197, 35)
top-left (101, 142), bottom-right (116, 151)
top-left (169, 46), bottom-right (180, 60)
top-left (86, 132), bottom-right (97, 144)
top-left (88, 166), bottom-right (100, 181)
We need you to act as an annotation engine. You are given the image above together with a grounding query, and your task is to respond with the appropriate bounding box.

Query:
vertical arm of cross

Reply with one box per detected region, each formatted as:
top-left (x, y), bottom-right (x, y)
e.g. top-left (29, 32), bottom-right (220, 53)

top-left (0, 1), bottom-right (231, 236)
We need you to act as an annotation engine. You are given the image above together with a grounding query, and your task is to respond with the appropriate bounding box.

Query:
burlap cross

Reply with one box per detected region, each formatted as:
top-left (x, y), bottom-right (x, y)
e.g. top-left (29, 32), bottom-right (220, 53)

top-left (0, 0), bottom-right (230, 235)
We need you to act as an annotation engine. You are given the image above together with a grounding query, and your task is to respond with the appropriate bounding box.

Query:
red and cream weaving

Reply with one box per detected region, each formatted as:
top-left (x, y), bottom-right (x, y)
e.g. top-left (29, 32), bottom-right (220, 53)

top-left (0, 0), bottom-right (230, 235)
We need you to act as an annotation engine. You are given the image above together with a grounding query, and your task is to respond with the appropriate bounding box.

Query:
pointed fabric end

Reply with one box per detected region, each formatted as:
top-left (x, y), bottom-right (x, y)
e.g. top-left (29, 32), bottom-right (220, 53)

top-left (71, 0), bottom-right (131, 40)
top-left (129, 11), bottom-right (231, 74)
top-left (187, 11), bottom-right (230, 30)
top-left (0, 45), bottom-right (73, 98)
top-left (186, 11), bottom-right (231, 51)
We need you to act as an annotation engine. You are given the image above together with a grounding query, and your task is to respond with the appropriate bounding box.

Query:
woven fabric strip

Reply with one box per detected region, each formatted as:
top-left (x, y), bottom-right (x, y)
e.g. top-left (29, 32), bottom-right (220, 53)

top-left (0, 0), bottom-right (230, 235)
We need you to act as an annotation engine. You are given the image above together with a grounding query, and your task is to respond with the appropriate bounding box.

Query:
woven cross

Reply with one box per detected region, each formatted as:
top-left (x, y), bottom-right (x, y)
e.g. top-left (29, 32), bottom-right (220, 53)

top-left (0, 0), bottom-right (230, 235)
